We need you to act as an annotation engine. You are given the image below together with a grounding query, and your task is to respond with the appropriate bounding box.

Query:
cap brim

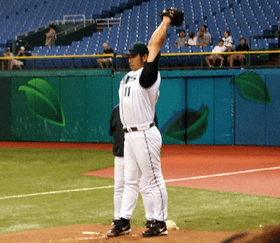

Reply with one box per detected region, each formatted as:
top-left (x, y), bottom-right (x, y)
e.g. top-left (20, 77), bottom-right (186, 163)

top-left (122, 50), bottom-right (138, 56)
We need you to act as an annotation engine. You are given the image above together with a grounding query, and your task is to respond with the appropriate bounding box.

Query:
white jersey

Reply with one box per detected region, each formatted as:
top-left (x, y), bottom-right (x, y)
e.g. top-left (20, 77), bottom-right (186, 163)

top-left (119, 67), bottom-right (161, 128)
top-left (222, 36), bottom-right (233, 46)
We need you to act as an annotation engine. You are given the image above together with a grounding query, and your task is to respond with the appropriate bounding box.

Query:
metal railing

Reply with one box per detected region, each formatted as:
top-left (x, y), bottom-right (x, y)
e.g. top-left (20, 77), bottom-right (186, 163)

top-left (1, 50), bottom-right (280, 71)
top-left (16, 15), bottom-right (96, 40)
top-left (62, 15), bottom-right (86, 24)
top-left (96, 17), bottom-right (121, 30)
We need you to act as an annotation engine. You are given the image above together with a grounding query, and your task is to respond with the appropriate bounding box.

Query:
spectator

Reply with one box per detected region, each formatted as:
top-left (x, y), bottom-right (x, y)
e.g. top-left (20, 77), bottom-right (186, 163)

top-left (223, 43), bottom-right (233, 65)
top-left (228, 37), bottom-right (250, 68)
top-left (187, 32), bottom-right (197, 46)
top-left (13, 46), bottom-right (27, 70)
top-left (174, 30), bottom-right (188, 47)
top-left (205, 39), bottom-right (226, 67)
top-left (201, 24), bottom-right (211, 43)
top-left (45, 24), bottom-right (56, 47)
top-left (222, 30), bottom-right (233, 46)
top-left (196, 30), bottom-right (210, 46)
top-left (97, 43), bottom-right (114, 68)
top-left (3, 48), bottom-right (14, 70)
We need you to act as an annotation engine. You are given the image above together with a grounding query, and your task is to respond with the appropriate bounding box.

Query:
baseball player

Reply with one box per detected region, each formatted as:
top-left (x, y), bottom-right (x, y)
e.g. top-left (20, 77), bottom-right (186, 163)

top-left (107, 8), bottom-right (184, 237)
top-left (108, 104), bottom-right (157, 234)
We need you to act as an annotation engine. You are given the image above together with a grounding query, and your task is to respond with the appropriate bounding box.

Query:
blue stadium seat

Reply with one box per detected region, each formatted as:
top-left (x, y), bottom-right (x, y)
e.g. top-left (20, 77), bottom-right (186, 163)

top-left (24, 59), bottom-right (34, 69)
top-left (35, 59), bottom-right (45, 69)
top-left (44, 59), bottom-right (55, 68)
top-left (63, 58), bottom-right (73, 68)
top-left (53, 59), bottom-right (64, 69)
top-left (73, 57), bottom-right (84, 68)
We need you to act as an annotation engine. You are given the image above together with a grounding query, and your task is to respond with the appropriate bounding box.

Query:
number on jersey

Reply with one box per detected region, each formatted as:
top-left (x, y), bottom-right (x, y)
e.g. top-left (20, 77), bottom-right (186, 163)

top-left (124, 86), bottom-right (131, 97)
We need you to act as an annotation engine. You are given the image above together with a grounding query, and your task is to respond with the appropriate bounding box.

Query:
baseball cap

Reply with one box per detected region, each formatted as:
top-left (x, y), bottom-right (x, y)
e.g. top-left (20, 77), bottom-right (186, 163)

top-left (6, 47), bottom-right (10, 52)
top-left (123, 42), bottom-right (148, 56)
top-left (227, 42), bottom-right (232, 47)
top-left (20, 46), bottom-right (25, 50)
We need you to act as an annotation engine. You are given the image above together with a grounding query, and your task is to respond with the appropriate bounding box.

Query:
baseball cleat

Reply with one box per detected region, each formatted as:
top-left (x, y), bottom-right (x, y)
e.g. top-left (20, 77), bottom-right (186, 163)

top-left (142, 220), bottom-right (168, 237)
top-left (107, 218), bottom-right (131, 237)
top-left (145, 220), bottom-right (155, 228)
top-left (111, 219), bottom-right (118, 226)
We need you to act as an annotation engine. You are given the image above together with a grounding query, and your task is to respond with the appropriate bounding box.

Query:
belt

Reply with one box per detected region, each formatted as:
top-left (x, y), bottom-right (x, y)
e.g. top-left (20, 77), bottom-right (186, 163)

top-left (123, 123), bottom-right (155, 133)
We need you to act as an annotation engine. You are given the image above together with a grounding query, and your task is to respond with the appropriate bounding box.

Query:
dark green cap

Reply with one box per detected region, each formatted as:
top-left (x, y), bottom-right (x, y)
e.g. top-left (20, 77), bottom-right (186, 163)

top-left (123, 42), bottom-right (148, 56)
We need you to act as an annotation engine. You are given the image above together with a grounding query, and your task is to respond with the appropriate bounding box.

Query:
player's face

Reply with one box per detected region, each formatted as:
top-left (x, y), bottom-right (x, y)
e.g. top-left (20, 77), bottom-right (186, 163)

top-left (127, 54), bottom-right (145, 71)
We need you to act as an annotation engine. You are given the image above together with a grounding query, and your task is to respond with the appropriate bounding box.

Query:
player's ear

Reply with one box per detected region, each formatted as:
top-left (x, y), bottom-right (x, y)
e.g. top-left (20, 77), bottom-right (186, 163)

top-left (142, 53), bottom-right (148, 62)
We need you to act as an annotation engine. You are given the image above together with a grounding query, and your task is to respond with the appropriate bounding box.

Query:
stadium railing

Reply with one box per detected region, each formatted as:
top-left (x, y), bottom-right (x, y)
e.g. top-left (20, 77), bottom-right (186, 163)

top-left (0, 50), bottom-right (280, 71)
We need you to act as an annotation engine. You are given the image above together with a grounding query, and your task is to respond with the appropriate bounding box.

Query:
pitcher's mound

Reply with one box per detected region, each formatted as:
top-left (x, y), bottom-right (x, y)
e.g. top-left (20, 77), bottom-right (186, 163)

top-left (0, 224), bottom-right (237, 243)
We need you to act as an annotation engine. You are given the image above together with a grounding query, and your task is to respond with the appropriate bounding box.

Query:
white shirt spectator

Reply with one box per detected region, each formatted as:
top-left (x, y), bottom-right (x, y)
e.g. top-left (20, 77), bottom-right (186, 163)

top-left (212, 45), bottom-right (226, 54)
top-left (187, 37), bottom-right (197, 46)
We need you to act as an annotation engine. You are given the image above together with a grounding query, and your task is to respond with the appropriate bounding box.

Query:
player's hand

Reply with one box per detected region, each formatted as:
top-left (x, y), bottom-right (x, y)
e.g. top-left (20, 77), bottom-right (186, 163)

top-left (159, 7), bottom-right (184, 27)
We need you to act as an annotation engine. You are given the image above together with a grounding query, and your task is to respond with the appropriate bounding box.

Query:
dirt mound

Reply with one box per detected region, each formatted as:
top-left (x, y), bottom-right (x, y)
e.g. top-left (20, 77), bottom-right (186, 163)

top-left (0, 225), bottom-right (237, 243)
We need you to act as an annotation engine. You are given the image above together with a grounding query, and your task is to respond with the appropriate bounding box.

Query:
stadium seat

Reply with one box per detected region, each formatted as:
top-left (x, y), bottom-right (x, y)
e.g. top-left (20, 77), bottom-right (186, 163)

top-left (44, 59), bottom-right (55, 69)
top-left (34, 59), bottom-right (45, 69)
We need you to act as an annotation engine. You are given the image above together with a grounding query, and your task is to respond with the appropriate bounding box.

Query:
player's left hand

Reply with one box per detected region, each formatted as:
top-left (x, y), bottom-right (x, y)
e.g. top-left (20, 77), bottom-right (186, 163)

top-left (159, 7), bottom-right (184, 27)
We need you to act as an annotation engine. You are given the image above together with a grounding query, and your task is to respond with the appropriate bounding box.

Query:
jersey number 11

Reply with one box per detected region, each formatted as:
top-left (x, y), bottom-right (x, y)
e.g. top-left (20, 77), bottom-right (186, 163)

top-left (124, 86), bottom-right (131, 97)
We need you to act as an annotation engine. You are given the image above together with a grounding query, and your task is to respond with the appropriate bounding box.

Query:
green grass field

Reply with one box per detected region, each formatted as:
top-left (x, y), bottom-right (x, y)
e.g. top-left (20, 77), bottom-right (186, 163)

top-left (0, 148), bottom-right (279, 235)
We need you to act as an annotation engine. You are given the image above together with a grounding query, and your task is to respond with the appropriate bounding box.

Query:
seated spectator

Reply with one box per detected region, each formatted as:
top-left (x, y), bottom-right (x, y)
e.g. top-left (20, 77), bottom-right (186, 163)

top-left (45, 24), bottom-right (56, 47)
top-left (97, 43), bottom-right (114, 68)
top-left (187, 32), bottom-right (197, 46)
top-left (174, 30), bottom-right (188, 47)
top-left (196, 31), bottom-right (210, 46)
top-left (201, 24), bottom-right (211, 43)
top-left (205, 39), bottom-right (226, 67)
top-left (3, 48), bottom-right (14, 70)
top-left (13, 46), bottom-right (27, 70)
top-left (222, 30), bottom-right (233, 46)
top-left (228, 37), bottom-right (250, 68)
top-left (223, 43), bottom-right (233, 65)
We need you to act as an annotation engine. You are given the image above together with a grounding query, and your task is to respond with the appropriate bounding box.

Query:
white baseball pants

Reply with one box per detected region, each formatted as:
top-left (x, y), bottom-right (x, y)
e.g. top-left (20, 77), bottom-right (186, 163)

top-left (114, 156), bottom-right (155, 221)
top-left (120, 126), bottom-right (168, 222)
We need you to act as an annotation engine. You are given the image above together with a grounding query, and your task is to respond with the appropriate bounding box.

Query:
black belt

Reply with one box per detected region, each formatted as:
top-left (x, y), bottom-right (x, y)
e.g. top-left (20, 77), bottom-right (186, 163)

top-left (123, 123), bottom-right (154, 133)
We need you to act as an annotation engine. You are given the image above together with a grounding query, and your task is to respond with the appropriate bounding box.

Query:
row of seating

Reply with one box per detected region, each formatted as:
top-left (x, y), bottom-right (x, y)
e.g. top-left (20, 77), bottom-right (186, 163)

top-left (21, 52), bottom-right (260, 70)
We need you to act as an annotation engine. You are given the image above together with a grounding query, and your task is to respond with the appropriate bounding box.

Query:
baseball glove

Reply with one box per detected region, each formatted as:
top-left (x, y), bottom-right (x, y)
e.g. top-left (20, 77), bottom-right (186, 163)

top-left (159, 7), bottom-right (184, 27)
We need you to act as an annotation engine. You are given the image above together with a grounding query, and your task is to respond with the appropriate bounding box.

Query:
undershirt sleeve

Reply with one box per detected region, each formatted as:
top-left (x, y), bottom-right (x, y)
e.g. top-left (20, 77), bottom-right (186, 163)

top-left (139, 52), bottom-right (160, 89)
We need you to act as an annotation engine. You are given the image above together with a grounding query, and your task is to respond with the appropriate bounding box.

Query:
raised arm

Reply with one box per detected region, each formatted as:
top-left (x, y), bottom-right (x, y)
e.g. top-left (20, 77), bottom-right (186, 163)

top-left (147, 16), bottom-right (171, 62)
top-left (147, 8), bottom-right (184, 62)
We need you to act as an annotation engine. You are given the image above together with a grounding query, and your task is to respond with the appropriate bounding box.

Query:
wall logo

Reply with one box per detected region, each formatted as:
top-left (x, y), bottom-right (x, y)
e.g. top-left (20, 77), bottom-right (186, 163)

top-left (160, 104), bottom-right (210, 142)
top-left (18, 78), bottom-right (65, 127)
top-left (231, 71), bottom-right (272, 104)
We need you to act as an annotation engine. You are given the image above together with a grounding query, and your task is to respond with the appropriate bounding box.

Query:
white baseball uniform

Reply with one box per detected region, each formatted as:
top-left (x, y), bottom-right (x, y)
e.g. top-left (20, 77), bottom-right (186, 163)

top-left (109, 105), bottom-right (155, 221)
top-left (114, 156), bottom-right (155, 221)
top-left (119, 54), bottom-right (168, 222)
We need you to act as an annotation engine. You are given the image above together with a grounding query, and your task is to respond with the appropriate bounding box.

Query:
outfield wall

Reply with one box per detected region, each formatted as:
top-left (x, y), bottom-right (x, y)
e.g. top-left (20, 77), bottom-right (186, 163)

top-left (0, 68), bottom-right (279, 145)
